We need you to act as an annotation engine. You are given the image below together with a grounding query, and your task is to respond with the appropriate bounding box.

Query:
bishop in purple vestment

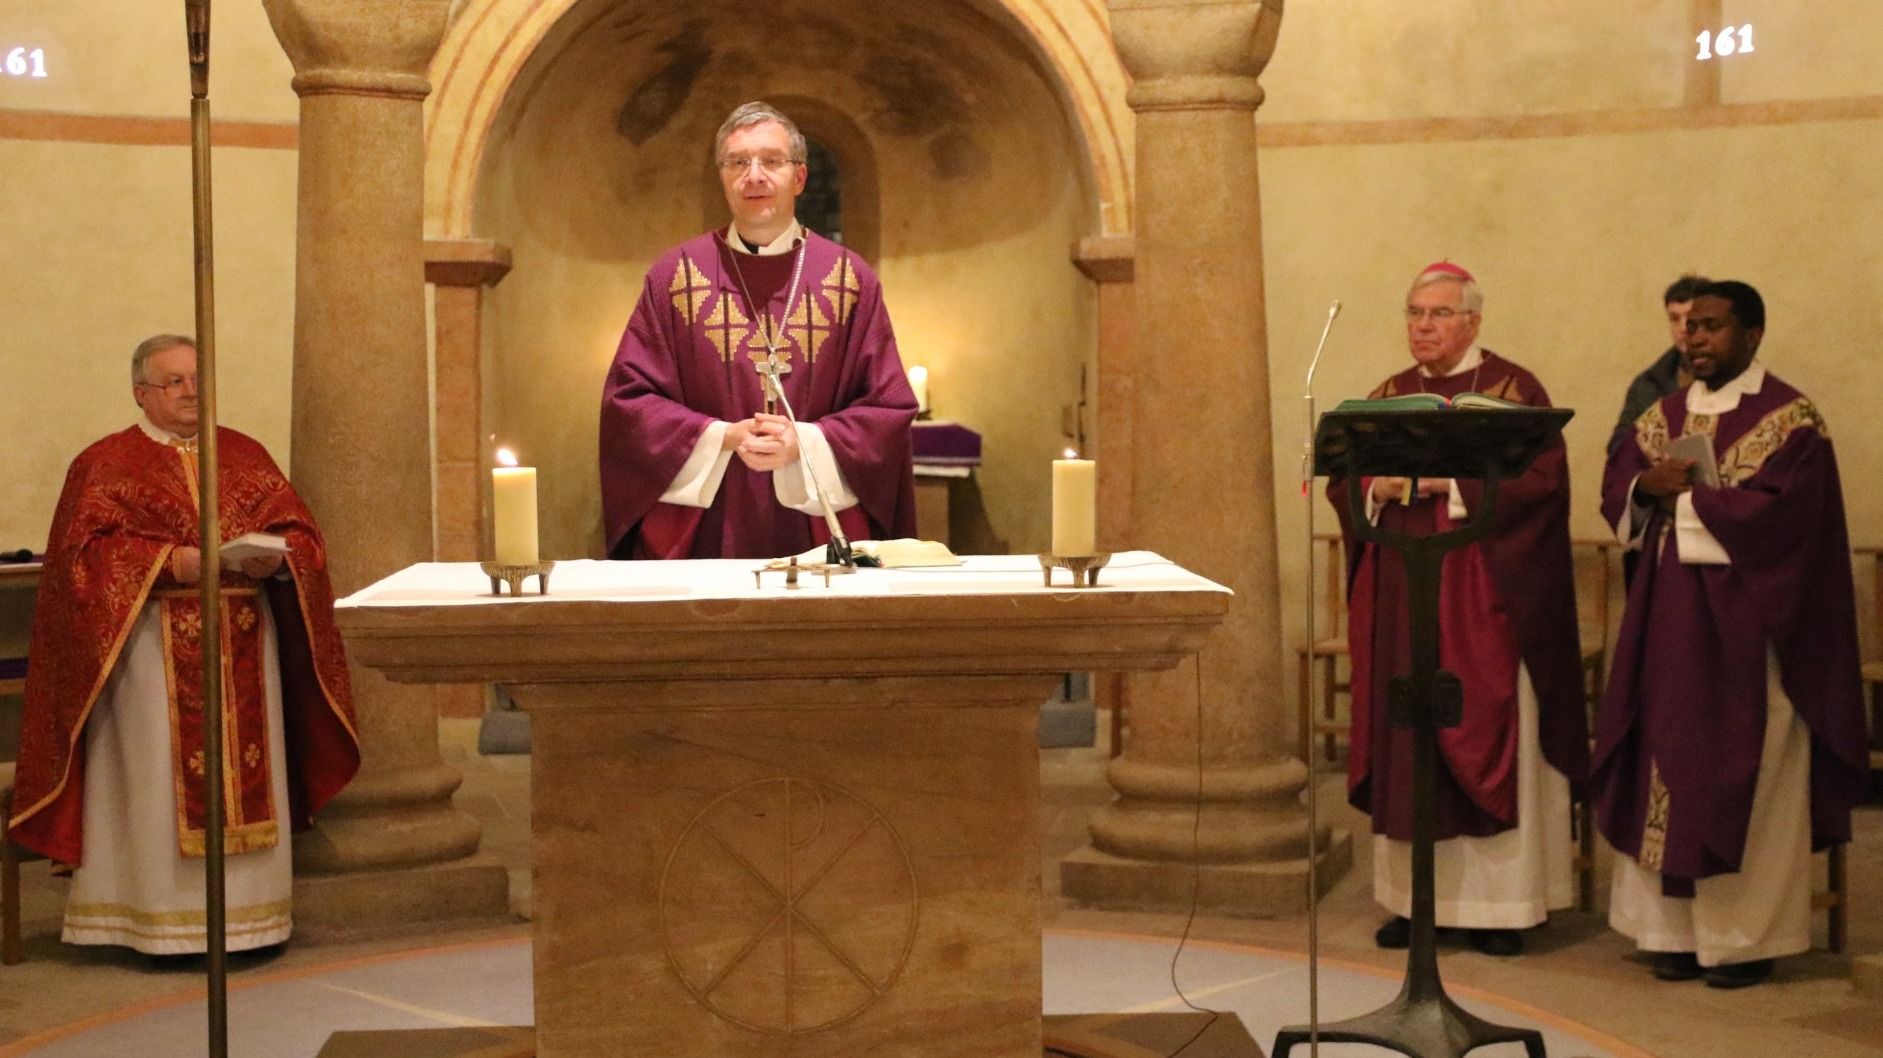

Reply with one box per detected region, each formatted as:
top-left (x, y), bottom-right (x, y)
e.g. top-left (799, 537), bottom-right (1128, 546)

top-left (600, 101), bottom-right (917, 559)
top-left (1596, 280), bottom-right (1869, 988)
top-left (1329, 263), bottom-right (1587, 958)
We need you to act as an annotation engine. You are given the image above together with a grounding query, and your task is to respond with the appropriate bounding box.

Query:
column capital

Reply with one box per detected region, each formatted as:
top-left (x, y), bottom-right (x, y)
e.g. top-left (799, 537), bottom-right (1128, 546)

top-left (1071, 235), bottom-right (1135, 284)
top-left (263, 0), bottom-right (451, 101)
top-left (425, 238), bottom-right (513, 288)
top-left (1107, 0), bottom-right (1282, 112)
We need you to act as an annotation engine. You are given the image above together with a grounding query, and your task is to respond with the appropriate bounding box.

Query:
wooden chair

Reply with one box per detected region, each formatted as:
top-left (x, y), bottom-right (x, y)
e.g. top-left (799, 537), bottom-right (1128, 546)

top-left (2, 764), bottom-right (45, 965)
top-left (1857, 546), bottom-right (1883, 771)
top-left (1295, 533), bottom-right (1350, 764)
top-left (1568, 538), bottom-right (1620, 913)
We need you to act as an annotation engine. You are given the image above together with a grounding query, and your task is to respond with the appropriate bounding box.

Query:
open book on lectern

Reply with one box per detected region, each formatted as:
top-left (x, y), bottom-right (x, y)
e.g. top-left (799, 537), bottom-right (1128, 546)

top-left (1330, 392), bottom-right (1529, 414)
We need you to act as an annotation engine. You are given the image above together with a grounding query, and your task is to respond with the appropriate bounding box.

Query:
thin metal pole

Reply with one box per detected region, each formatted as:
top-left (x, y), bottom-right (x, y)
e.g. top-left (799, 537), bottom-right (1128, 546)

top-left (184, 2), bottom-right (229, 1055)
top-left (1298, 301), bottom-right (1339, 1058)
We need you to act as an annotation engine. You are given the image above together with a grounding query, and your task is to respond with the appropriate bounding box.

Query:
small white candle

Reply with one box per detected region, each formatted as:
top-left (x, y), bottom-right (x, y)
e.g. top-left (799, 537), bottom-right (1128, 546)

top-left (492, 448), bottom-right (539, 566)
top-left (907, 365), bottom-right (929, 414)
top-left (1052, 454), bottom-right (1096, 556)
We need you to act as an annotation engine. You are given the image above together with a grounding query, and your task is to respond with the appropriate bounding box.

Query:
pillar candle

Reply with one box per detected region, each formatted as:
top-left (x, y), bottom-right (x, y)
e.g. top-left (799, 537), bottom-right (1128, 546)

top-left (907, 365), bottom-right (930, 414)
top-left (492, 452), bottom-right (539, 566)
top-left (1052, 457), bottom-right (1096, 556)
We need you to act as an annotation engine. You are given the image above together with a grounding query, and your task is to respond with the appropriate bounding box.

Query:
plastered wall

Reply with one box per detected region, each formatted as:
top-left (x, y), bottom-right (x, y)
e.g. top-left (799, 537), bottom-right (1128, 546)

top-left (0, 0), bottom-right (299, 552)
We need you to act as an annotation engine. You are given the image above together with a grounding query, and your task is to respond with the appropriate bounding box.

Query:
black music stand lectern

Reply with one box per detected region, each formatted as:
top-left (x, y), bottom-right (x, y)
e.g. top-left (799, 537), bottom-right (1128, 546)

top-left (1273, 404), bottom-right (1572, 1058)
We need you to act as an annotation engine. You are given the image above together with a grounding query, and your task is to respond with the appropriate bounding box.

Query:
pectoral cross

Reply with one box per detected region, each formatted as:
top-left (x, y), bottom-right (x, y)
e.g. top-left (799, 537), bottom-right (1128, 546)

top-left (749, 341), bottom-right (791, 415)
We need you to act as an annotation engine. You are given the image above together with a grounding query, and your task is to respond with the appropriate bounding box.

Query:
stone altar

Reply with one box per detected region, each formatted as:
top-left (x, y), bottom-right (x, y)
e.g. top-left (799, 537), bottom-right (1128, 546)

top-left (336, 553), bottom-right (1228, 1058)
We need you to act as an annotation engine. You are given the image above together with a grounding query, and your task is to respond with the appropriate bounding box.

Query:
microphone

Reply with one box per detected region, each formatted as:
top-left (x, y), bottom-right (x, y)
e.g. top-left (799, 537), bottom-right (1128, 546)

top-left (1303, 300), bottom-right (1341, 397)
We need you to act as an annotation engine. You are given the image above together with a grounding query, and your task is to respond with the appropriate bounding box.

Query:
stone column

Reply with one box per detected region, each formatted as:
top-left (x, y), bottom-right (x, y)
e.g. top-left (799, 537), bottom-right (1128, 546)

top-left (1062, 0), bottom-right (1349, 914)
top-left (426, 240), bottom-right (510, 720)
top-left (265, 0), bottom-right (508, 932)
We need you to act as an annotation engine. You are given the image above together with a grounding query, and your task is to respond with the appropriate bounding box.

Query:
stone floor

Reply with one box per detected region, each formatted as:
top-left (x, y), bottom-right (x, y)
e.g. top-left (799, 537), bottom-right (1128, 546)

top-left (2, 716), bottom-right (1879, 1056)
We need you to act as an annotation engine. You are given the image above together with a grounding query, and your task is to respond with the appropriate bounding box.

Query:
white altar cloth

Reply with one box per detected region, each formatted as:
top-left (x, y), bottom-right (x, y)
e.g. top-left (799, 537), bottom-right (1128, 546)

top-left (336, 551), bottom-right (1229, 609)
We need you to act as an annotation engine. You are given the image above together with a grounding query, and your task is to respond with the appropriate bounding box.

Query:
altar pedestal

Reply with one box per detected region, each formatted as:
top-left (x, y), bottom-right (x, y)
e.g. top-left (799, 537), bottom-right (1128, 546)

top-left (336, 554), bottom-right (1228, 1058)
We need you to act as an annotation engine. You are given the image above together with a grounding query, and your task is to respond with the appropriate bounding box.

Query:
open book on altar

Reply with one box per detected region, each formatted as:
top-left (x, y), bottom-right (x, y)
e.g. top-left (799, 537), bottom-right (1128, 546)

top-left (792, 538), bottom-right (963, 568)
top-left (1332, 392), bottom-right (1528, 413)
top-left (221, 531), bottom-right (290, 563)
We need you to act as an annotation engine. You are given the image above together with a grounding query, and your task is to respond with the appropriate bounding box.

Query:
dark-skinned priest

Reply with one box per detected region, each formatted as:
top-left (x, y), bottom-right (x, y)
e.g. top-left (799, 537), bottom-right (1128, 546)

top-left (599, 100), bottom-right (918, 559)
top-left (1328, 262), bottom-right (1588, 958)
top-left (1596, 280), bottom-right (1869, 989)
top-left (7, 334), bottom-right (359, 956)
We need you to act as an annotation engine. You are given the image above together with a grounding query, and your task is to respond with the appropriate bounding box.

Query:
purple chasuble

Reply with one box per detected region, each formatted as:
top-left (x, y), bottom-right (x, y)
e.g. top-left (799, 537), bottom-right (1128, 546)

top-left (1594, 371), bottom-right (1868, 893)
top-left (600, 229), bottom-right (918, 558)
top-left (1328, 351), bottom-right (1588, 842)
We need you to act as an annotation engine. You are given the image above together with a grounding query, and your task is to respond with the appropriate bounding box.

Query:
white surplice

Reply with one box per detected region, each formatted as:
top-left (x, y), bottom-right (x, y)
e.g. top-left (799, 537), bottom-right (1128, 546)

top-left (1373, 665), bottom-right (1576, 928)
top-left (1607, 653), bottom-right (1812, 967)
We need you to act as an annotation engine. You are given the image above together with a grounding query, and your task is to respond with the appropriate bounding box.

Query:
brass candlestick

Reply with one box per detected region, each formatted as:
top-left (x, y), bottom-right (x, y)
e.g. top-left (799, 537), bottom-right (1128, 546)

top-left (482, 560), bottom-right (555, 596)
top-left (1037, 552), bottom-right (1111, 588)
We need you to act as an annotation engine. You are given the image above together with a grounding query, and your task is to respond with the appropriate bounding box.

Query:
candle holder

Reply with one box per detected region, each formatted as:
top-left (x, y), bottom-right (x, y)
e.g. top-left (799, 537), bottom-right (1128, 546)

top-left (481, 560), bottom-right (556, 597)
top-left (1037, 552), bottom-right (1111, 588)
top-left (752, 556), bottom-right (841, 589)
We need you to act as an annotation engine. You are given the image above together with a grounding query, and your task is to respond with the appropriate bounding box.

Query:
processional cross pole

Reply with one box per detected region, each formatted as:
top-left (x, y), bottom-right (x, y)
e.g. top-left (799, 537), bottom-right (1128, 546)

top-left (183, 2), bottom-right (231, 1055)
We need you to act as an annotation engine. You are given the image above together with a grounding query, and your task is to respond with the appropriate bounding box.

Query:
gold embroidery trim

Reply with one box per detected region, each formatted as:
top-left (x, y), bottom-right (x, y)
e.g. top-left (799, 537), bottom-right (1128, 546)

top-left (65, 899), bottom-right (292, 928)
top-left (821, 253), bottom-right (859, 326)
top-left (668, 254), bottom-right (711, 326)
top-left (1633, 402), bottom-right (1670, 458)
top-left (702, 293), bottom-right (753, 364)
top-left (1716, 397), bottom-right (1826, 486)
top-left (1639, 759), bottom-right (1670, 871)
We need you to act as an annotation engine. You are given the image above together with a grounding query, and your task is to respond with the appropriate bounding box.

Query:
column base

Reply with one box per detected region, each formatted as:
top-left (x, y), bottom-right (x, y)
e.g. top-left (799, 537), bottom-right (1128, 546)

top-left (1855, 954), bottom-right (1883, 999)
top-left (292, 853), bottom-right (513, 942)
top-left (1060, 830), bottom-right (1351, 916)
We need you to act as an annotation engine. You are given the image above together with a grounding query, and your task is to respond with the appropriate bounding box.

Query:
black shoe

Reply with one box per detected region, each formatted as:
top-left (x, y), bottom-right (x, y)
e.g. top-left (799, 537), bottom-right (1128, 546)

top-left (1468, 928), bottom-right (1523, 957)
top-left (145, 952), bottom-right (200, 971)
top-left (1703, 958), bottom-right (1774, 989)
top-left (1650, 951), bottom-right (1702, 981)
top-left (1374, 916), bottom-right (1410, 949)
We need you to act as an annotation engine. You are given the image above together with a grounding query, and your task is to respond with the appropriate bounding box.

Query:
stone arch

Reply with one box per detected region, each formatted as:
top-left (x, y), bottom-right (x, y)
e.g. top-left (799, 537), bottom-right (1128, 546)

top-left (421, 0), bottom-right (1131, 240)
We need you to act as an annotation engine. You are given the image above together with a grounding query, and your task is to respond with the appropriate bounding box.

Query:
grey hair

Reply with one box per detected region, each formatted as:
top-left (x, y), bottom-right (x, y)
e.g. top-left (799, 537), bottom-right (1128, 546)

top-left (713, 101), bottom-right (806, 163)
top-left (1410, 268), bottom-right (1484, 314)
top-left (132, 334), bottom-right (195, 385)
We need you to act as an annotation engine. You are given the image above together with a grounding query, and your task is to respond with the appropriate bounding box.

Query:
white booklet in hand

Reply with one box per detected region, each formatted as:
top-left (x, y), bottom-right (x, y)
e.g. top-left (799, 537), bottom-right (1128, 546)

top-left (221, 531), bottom-right (291, 563)
top-left (1665, 432), bottom-right (1720, 489)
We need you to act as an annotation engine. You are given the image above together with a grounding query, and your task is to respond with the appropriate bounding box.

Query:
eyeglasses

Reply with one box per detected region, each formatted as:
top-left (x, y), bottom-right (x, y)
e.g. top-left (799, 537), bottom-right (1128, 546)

top-left (718, 154), bottom-right (803, 175)
top-left (1404, 307), bottom-right (1473, 322)
top-left (138, 376), bottom-right (198, 396)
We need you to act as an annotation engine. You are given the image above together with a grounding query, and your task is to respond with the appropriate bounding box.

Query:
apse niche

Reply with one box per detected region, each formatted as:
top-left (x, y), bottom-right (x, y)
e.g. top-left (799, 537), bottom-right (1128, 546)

top-left (471, 0), bottom-right (1101, 559)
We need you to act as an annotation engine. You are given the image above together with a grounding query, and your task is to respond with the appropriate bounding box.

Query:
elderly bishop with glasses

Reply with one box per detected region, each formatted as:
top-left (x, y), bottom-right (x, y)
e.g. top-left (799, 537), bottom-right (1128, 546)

top-left (8, 334), bottom-right (359, 957)
top-left (1326, 263), bottom-right (1588, 958)
top-left (600, 101), bottom-right (918, 559)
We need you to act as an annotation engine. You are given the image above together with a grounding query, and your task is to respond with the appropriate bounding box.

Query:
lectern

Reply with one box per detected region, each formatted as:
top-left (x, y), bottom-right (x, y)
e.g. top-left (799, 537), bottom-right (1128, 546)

top-left (1273, 405), bottom-right (1571, 1058)
top-left (335, 554), bottom-right (1228, 1058)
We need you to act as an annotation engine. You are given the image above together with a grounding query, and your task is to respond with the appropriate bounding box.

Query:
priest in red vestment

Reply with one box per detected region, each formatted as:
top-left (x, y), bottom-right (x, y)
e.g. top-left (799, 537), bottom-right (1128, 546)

top-left (7, 334), bottom-right (359, 955)
top-left (1596, 280), bottom-right (1869, 988)
top-left (600, 100), bottom-right (918, 559)
top-left (1328, 263), bottom-right (1588, 957)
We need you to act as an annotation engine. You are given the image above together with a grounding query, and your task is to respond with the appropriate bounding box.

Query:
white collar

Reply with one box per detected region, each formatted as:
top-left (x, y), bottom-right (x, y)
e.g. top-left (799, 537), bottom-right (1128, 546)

top-left (1686, 359), bottom-right (1766, 414)
top-left (724, 220), bottom-right (803, 257)
top-left (137, 418), bottom-right (197, 446)
top-left (1419, 344), bottom-right (1484, 379)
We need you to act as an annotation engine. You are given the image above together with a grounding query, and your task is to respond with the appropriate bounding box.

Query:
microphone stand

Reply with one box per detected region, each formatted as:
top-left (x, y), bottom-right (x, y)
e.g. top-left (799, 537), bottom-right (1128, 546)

top-left (1299, 299), bottom-right (1340, 1058)
top-left (757, 354), bottom-right (855, 569)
